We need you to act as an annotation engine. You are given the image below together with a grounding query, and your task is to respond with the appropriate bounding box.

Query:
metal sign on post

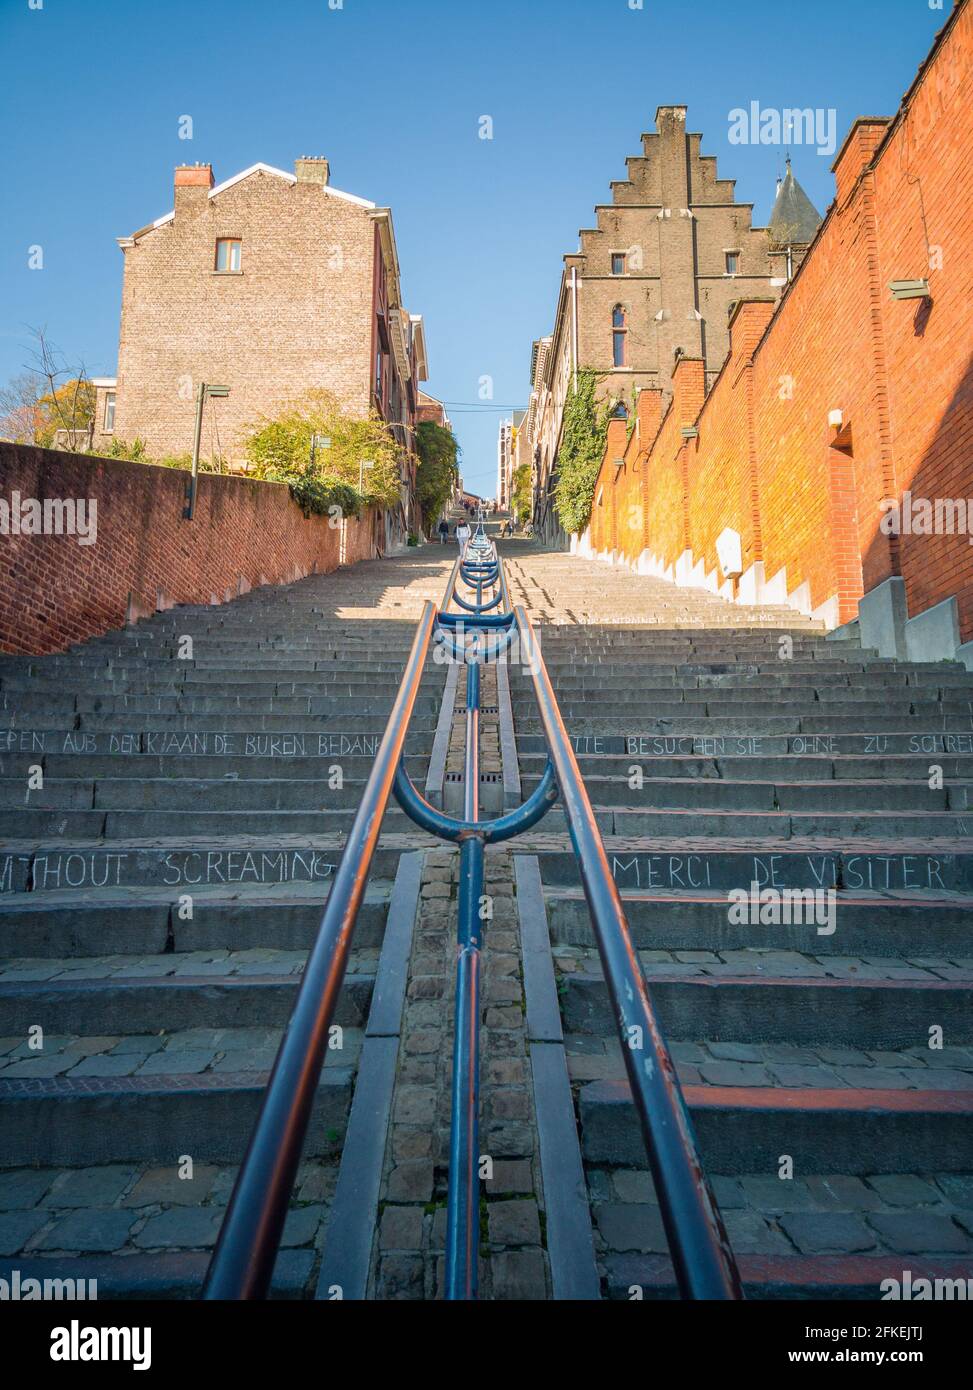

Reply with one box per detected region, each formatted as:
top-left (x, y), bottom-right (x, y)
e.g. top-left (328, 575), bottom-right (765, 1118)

top-left (185, 383), bottom-right (230, 520)
top-left (310, 434), bottom-right (330, 469)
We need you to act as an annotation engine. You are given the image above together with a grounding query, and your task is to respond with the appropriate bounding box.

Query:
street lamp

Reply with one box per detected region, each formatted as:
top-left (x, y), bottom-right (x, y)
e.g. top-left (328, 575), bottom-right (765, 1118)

top-left (185, 383), bottom-right (230, 520)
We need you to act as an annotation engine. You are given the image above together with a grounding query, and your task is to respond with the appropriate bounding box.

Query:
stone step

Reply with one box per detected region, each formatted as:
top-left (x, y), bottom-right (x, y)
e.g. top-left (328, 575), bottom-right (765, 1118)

top-left (3, 753), bottom-right (427, 780)
top-left (531, 842), bottom-right (973, 892)
top-left (0, 879), bottom-right (394, 957)
top-left (519, 732), bottom-right (973, 758)
top-left (0, 1153), bottom-right (338, 1296)
top-left (587, 1165), bottom-right (973, 1291)
top-left (601, 1251), bottom-right (973, 1300)
top-left (0, 777), bottom-right (414, 813)
top-left (0, 718), bottom-right (439, 738)
top-left (0, 1060), bottom-right (352, 1167)
top-left (522, 771), bottom-right (960, 812)
top-left (512, 697), bottom-right (973, 719)
top-left (558, 969), bottom-right (973, 1046)
top-left (521, 749), bottom-right (973, 778)
top-left (0, 839), bottom-right (407, 893)
top-left (0, 806), bottom-right (434, 837)
top-left (516, 714), bottom-right (973, 735)
top-left (544, 887), bottom-right (973, 957)
top-left (578, 1079), bottom-right (973, 1174)
top-left (4, 694), bottom-right (441, 717)
top-left (0, 967), bottom-right (373, 1035)
top-left (538, 806), bottom-right (973, 839)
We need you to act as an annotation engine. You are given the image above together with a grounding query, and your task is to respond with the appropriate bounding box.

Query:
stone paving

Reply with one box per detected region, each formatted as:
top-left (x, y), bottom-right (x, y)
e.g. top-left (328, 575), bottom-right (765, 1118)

top-left (0, 947), bottom-right (378, 984)
top-left (553, 942), bottom-right (973, 983)
top-left (563, 1031), bottom-right (973, 1091)
top-left (0, 1157), bottom-right (338, 1273)
top-left (0, 1026), bottom-right (362, 1080)
top-left (587, 1168), bottom-right (973, 1259)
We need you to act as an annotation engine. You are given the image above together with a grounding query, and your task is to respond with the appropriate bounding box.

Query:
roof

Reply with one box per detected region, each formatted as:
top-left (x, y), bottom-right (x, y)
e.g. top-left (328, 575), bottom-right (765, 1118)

top-left (125, 161), bottom-right (375, 241)
top-left (769, 158), bottom-right (822, 245)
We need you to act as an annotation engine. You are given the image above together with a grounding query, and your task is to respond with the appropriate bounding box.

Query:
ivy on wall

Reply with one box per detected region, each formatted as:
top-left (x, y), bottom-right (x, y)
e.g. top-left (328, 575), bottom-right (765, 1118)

top-left (552, 370), bottom-right (609, 537)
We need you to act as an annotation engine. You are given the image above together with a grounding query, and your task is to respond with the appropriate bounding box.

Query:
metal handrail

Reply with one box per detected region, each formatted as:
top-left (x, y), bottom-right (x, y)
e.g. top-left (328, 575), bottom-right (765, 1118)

top-left (513, 605), bottom-right (742, 1300)
top-left (201, 604), bottom-right (439, 1299)
top-left (202, 522), bottom-right (742, 1301)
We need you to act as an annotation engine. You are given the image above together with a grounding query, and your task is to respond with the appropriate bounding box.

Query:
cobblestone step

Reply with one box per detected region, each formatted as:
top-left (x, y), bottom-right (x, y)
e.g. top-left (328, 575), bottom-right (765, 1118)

top-left (0, 1155), bottom-right (341, 1297)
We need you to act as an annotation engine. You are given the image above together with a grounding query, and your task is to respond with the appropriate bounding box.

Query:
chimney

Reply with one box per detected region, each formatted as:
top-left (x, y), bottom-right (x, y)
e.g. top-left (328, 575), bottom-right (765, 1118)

top-left (295, 156), bottom-right (330, 186)
top-left (174, 162), bottom-right (214, 211)
top-left (832, 119), bottom-right (889, 205)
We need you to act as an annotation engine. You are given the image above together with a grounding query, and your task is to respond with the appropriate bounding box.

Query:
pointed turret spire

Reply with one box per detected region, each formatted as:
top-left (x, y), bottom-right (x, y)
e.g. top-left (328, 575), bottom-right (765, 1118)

top-left (769, 157), bottom-right (822, 246)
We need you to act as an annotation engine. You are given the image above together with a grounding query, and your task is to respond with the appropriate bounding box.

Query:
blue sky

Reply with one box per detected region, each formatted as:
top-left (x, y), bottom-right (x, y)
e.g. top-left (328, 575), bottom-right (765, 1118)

top-left (0, 0), bottom-right (948, 495)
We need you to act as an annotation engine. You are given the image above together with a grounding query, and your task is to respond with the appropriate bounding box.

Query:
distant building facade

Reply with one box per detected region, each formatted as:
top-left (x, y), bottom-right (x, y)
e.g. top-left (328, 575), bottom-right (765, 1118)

top-left (523, 107), bottom-right (820, 544)
top-left (92, 158), bottom-right (429, 542)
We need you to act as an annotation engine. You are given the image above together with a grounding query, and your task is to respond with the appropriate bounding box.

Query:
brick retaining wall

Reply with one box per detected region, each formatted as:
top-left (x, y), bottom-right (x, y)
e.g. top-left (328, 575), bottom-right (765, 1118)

top-left (0, 444), bottom-right (380, 654)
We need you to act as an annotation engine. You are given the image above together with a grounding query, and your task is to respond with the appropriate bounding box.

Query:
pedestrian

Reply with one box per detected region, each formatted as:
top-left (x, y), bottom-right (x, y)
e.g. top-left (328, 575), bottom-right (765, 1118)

top-left (438, 518), bottom-right (449, 544)
top-left (455, 519), bottom-right (471, 550)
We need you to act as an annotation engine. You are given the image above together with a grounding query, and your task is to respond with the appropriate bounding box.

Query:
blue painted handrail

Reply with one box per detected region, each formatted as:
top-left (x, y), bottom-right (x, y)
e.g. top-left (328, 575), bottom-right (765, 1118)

top-left (202, 522), bottom-right (742, 1302)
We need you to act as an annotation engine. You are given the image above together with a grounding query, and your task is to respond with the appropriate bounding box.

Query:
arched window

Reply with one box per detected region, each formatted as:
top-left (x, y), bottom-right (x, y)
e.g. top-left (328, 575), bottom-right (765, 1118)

top-left (612, 305), bottom-right (627, 367)
top-left (611, 401), bottom-right (628, 419)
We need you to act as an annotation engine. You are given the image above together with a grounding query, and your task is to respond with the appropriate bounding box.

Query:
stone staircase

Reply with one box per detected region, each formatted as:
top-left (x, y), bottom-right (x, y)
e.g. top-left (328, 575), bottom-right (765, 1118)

top-left (505, 545), bottom-right (973, 1298)
top-left (1, 538), bottom-right (970, 1300)
top-left (0, 551), bottom-right (452, 1296)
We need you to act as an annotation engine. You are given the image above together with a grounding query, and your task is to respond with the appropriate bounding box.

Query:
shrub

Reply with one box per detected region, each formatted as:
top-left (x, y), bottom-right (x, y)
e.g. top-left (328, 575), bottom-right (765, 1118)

top-left (552, 370), bottom-right (609, 536)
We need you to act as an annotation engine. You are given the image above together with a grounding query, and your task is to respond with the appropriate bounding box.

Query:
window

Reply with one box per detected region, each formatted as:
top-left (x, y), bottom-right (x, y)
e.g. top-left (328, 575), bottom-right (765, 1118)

top-left (611, 252), bottom-right (626, 276)
top-left (215, 238), bottom-right (242, 272)
top-left (725, 251), bottom-right (739, 275)
top-left (375, 349), bottom-right (384, 404)
top-left (611, 401), bottom-right (628, 419)
top-left (103, 392), bottom-right (116, 433)
top-left (612, 305), bottom-right (627, 368)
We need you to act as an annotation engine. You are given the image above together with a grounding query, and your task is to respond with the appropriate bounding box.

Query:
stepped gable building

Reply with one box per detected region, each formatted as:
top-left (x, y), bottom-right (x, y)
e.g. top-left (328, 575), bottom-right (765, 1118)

top-left (91, 157), bottom-right (428, 539)
top-left (582, 1), bottom-right (973, 660)
top-left (528, 106), bottom-right (815, 543)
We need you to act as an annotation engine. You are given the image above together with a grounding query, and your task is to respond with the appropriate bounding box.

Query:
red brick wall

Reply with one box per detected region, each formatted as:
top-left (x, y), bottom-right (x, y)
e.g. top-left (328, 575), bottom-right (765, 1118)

top-left (0, 445), bottom-right (379, 654)
top-left (587, 1), bottom-right (973, 637)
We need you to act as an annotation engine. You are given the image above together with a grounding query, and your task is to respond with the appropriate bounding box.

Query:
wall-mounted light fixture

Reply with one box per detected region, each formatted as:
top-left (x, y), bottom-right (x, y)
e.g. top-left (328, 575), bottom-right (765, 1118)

top-left (889, 279), bottom-right (930, 301)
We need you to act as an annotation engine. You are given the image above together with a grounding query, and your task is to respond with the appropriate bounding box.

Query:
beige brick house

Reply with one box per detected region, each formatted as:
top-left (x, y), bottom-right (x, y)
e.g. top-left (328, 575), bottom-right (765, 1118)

top-left (92, 157), bottom-right (429, 539)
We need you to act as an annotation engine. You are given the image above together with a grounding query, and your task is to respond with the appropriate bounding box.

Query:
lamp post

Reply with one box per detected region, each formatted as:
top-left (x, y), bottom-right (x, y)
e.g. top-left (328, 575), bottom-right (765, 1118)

top-left (185, 383), bottom-right (230, 520)
top-left (310, 434), bottom-right (330, 469)
top-left (359, 458), bottom-right (374, 494)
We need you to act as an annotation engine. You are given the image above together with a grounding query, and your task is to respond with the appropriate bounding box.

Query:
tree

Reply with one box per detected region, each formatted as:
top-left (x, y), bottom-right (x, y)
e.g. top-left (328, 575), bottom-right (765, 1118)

top-left (551, 369), bottom-right (609, 536)
top-left (243, 389), bottom-right (403, 518)
top-left (0, 373), bottom-right (43, 443)
top-left (0, 330), bottom-right (94, 448)
top-left (415, 421), bottom-right (460, 531)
